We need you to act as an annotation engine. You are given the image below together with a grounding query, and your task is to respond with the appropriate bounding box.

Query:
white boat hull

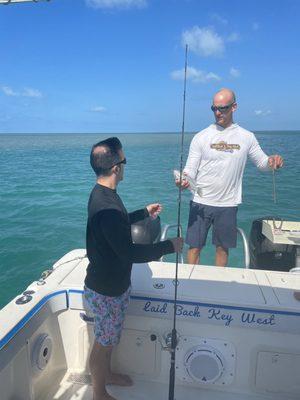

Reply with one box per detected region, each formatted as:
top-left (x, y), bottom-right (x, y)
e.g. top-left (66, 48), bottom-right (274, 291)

top-left (1, 249), bottom-right (300, 399)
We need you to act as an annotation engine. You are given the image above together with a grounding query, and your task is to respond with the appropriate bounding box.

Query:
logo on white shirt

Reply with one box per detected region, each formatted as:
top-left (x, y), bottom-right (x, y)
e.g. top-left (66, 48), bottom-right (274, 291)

top-left (211, 141), bottom-right (240, 153)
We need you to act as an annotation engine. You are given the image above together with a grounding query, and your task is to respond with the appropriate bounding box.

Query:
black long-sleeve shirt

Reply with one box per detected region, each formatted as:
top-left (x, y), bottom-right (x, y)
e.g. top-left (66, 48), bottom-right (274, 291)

top-left (85, 184), bottom-right (174, 296)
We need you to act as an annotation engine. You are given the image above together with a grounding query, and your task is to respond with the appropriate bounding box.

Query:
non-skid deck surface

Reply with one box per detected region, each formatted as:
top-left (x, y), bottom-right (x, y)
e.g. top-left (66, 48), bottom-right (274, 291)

top-left (43, 371), bottom-right (272, 400)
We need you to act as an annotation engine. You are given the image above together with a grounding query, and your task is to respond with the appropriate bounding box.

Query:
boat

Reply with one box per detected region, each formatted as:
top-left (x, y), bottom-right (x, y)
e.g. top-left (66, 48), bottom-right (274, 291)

top-left (1, 2), bottom-right (300, 399)
top-left (1, 217), bottom-right (300, 400)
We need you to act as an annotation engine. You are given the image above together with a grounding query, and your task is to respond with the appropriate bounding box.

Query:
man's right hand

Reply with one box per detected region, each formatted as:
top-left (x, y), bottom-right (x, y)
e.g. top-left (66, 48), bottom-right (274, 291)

top-left (175, 172), bottom-right (190, 189)
top-left (169, 237), bottom-right (184, 253)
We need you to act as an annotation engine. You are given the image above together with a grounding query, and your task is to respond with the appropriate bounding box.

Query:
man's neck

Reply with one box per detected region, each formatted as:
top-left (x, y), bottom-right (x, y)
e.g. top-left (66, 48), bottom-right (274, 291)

top-left (97, 177), bottom-right (117, 190)
top-left (216, 121), bottom-right (235, 129)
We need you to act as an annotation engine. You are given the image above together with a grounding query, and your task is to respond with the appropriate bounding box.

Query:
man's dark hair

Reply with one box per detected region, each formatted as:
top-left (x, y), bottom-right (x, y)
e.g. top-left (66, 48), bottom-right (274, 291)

top-left (90, 137), bottom-right (123, 177)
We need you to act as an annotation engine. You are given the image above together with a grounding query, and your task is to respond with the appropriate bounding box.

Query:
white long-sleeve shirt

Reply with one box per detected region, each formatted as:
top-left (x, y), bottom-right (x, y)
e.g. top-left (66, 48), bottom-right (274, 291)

top-left (184, 123), bottom-right (270, 207)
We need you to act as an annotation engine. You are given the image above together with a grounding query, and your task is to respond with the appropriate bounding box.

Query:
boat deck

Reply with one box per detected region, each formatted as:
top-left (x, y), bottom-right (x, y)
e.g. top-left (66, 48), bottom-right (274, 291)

top-left (44, 371), bottom-right (272, 400)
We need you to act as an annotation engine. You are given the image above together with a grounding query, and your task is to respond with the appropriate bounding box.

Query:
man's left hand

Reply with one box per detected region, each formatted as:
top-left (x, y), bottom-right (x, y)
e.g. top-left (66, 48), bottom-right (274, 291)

top-left (268, 154), bottom-right (284, 170)
top-left (146, 203), bottom-right (162, 219)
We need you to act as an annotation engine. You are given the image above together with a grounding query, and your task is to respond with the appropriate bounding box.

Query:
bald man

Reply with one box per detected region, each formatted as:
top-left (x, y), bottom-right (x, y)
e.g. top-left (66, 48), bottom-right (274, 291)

top-left (177, 88), bottom-right (283, 267)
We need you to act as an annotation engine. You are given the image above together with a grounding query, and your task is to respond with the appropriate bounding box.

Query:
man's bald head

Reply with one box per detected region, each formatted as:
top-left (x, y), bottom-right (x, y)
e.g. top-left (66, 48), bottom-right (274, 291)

top-left (213, 88), bottom-right (236, 105)
top-left (211, 88), bottom-right (237, 129)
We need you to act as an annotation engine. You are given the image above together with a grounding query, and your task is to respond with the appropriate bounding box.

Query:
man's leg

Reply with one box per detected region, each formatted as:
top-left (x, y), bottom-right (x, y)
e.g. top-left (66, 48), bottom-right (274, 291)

top-left (215, 246), bottom-right (228, 267)
top-left (187, 247), bottom-right (201, 264)
top-left (106, 349), bottom-right (133, 386)
top-left (212, 206), bottom-right (238, 267)
top-left (186, 202), bottom-right (211, 265)
top-left (85, 287), bottom-right (132, 400)
top-left (89, 342), bottom-right (133, 400)
top-left (89, 340), bottom-right (116, 400)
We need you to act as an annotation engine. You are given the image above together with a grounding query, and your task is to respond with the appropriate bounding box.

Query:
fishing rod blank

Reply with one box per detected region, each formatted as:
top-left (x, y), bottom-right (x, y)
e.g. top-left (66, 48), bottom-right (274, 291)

top-left (168, 44), bottom-right (188, 400)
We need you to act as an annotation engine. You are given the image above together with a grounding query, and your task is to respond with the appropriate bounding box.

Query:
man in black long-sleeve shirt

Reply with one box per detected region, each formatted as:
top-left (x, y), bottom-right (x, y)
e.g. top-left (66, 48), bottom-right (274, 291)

top-left (84, 137), bottom-right (182, 400)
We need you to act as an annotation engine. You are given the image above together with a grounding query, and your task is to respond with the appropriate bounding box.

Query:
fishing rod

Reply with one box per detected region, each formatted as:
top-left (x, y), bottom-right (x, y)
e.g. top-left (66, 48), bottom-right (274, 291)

top-left (168, 44), bottom-right (188, 400)
top-left (0, 0), bottom-right (50, 4)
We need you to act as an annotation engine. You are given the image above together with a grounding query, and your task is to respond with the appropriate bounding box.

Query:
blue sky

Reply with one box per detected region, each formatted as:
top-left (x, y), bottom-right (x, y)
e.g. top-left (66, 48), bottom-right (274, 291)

top-left (0, 0), bottom-right (299, 133)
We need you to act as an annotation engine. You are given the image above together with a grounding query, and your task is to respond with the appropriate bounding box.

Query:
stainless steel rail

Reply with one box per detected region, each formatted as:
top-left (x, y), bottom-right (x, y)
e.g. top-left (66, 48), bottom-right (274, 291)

top-left (237, 227), bottom-right (250, 268)
top-left (160, 225), bottom-right (250, 268)
top-left (160, 224), bottom-right (184, 264)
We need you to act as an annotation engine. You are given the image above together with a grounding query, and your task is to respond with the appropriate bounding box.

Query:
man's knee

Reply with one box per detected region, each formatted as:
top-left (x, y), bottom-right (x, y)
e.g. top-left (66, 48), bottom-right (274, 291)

top-left (187, 247), bottom-right (202, 264)
top-left (216, 246), bottom-right (228, 255)
top-left (188, 247), bottom-right (201, 256)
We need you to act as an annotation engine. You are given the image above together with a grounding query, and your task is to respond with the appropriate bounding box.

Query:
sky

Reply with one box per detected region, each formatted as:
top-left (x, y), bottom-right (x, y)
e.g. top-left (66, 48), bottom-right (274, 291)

top-left (0, 0), bottom-right (300, 133)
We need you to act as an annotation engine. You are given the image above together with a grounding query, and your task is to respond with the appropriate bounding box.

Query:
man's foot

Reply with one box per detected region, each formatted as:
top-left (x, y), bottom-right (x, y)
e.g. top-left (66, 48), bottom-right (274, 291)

top-left (93, 392), bottom-right (117, 400)
top-left (106, 373), bottom-right (133, 386)
top-left (94, 391), bottom-right (117, 400)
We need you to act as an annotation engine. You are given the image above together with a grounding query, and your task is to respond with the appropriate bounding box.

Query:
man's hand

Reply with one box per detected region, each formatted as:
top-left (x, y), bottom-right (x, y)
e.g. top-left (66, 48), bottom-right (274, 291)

top-left (146, 203), bottom-right (162, 219)
top-left (175, 172), bottom-right (190, 189)
top-left (268, 154), bottom-right (283, 170)
top-left (169, 237), bottom-right (184, 253)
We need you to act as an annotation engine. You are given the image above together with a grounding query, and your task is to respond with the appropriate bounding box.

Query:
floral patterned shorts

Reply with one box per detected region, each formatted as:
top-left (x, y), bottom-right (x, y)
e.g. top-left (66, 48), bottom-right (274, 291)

top-left (84, 286), bottom-right (130, 346)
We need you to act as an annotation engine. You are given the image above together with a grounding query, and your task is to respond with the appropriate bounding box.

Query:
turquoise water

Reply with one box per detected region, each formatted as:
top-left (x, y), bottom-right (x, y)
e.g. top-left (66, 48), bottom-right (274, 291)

top-left (0, 132), bottom-right (299, 309)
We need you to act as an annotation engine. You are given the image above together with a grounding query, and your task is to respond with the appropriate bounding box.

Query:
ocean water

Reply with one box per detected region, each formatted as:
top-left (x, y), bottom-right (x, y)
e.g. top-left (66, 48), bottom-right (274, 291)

top-left (0, 132), bottom-right (299, 309)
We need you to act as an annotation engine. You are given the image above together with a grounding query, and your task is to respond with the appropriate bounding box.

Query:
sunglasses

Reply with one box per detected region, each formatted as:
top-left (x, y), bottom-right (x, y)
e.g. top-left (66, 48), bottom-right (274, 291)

top-left (111, 158), bottom-right (127, 169)
top-left (211, 102), bottom-right (235, 113)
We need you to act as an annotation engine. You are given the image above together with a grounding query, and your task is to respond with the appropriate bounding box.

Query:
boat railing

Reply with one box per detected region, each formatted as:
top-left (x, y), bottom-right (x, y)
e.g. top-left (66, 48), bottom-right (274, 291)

top-left (160, 225), bottom-right (250, 268)
top-left (160, 224), bottom-right (184, 263)
top-left (290, 266), bottom-right (300, 273)
top-left (237, 227), bottom-right (250, 268)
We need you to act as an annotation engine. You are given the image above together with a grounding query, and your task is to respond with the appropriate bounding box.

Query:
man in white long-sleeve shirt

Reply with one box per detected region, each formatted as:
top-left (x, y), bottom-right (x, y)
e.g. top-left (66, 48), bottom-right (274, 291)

top-left (177, 88), bottom-right (283, 267)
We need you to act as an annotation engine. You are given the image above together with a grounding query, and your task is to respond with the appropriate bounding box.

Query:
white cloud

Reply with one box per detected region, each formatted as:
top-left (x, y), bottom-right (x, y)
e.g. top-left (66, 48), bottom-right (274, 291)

top-left (254, 110), bottom-right (271, 116)
top-left (227, 32), bottom-right (240, 42)
top-left (210, 13), bottom-right (228, 25)
top-left (252, 22), bottom-right (259, 31)
top-left (86, 0), bottom-right (147, 9)
top-left (230, 67), bottom-right (240, 78)
top-left (171, 66), bottom-right (221, 83)
top-left (182, 26), bottom-right (225, 57)
top-left (2, 86), bottom-right (19, 96)
top-left (23, 87), bottom-right (42, 98)
top-left (1, 85), bottom-right (42, 98)
top-left (91, 106), bottom-right (107, 112)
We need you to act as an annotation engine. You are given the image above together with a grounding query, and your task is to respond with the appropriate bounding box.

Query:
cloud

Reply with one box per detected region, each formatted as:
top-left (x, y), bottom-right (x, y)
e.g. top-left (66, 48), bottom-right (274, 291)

top-left (171, 66), bottom-right (221, 83)
top-left (252, 22), bottom-right (259, 31)
top-left (1, 85), bottom-right (42, 98)
top-left (254, 110), bottom-right (271, 116)
top-left (210, 13), bottom-right (228, 25)
top-left (230, 67), bottom-right (240, 78)
top-left (86, 0), bottom-right (147, 9)
top-left (226, 32), bottom-right (240, 42)
top-left (23, 87), bottom-right (42, 98)
top-left (91, 106), bottom-right (107, 112)
top-left (182, 26), bottom-right (225, 57)
top-left (2, 86), bottom-right (19, 96)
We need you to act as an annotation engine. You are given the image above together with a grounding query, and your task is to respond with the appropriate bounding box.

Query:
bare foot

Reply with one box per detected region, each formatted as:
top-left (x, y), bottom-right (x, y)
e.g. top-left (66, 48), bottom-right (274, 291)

top-left (106, 373), bottom-right (133, 386)
top-left (94, 391), bottom-right (117, 400)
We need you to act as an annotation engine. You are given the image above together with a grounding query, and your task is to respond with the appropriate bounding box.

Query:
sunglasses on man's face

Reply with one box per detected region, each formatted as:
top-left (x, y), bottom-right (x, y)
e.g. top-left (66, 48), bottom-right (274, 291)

top-left (211, 102), bottom-right (235, 113)
top-left (111, 158), bottom-right (127, 169)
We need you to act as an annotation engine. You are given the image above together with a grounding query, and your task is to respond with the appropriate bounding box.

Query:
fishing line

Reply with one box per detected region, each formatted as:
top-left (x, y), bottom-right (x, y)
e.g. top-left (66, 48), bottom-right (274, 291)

top-left (272, 168), bottom-right (277, 204)
top-left (168, 44), bottom-right (188, 400)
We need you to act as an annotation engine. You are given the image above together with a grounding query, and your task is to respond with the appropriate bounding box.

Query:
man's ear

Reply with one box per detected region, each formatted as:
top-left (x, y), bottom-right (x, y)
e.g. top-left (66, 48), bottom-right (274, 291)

top-left (113, 165), bottom-right (120, 174)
